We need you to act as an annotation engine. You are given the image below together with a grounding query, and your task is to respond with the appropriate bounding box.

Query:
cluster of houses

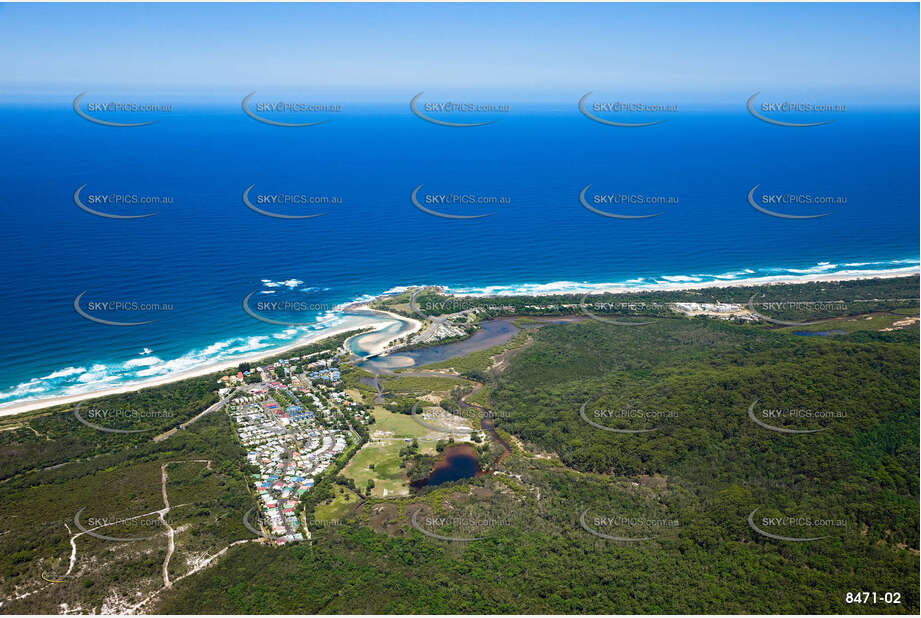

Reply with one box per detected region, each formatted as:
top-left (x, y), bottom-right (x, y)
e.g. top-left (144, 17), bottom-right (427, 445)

top-left (671, 302), bottom-right (758, 320)
top-left (308, 367), bottom-right (341, 382)
top-left (410, 320), bottom-right (467, 345)
top-left (673, 301), bottom-right (740, 313)
top-left (222, 353), bottom-right (368, 544)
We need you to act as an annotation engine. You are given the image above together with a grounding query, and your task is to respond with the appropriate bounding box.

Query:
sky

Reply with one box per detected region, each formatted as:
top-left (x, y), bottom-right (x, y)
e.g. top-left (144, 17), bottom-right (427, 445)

top-left (0, 2), bottom-right (917, 102)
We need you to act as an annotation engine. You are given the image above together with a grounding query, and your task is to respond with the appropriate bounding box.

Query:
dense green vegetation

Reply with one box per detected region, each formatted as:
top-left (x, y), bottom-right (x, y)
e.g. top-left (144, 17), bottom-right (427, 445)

top-left (157, 450), bottom-right (918, 614)
top-left (1, 281), bottom-right (917, 614)
top-left (379, 375), bottom-right (471, 393)
top-left (397, 438), bottom-right (433, 483)
top-left (0, 331), bottom-right (362, 613)
top-left (0, 410), bottom-right (252, 613)
top-left (376, 276), bottom-right (919, 324)
top-left (156, 281), bottom-right (918, 614)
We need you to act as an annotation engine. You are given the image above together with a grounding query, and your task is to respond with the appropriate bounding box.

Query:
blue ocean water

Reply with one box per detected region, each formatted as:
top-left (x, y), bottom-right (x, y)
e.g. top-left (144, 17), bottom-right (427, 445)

top-left (0, 97), bottom-right (917, 406)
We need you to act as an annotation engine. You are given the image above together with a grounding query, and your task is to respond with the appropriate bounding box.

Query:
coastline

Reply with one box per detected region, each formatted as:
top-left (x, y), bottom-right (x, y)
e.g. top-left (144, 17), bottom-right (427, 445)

top-left (444, 265), bottom-right (921, 297)
top-left (0, 309), bottom-right (419, 419)
top-left (342, 306), bottom-right (423, 357)
top-left (0, 266), bottom-right (916, 420)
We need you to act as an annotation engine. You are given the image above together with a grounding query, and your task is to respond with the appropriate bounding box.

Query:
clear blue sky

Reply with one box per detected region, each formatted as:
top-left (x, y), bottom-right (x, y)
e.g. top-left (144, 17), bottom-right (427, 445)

top-left (0, 2), bottom-right (917, 102)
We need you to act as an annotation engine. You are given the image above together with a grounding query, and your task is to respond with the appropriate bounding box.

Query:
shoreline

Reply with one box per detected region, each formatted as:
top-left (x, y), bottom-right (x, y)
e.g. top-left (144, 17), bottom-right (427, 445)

top-left (342, 306), bottom-right (423, 357)
top-left (0, 310), bottom-right (416, 419)
top-left (0, 267), bottom-right (916, 420)
top-left (444, 265), bottom-right (921, 297)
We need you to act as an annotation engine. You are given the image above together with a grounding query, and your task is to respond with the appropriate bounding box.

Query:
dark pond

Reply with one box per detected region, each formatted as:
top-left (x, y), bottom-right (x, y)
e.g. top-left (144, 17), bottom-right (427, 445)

top-left (412, 444), bottom-right (480, 489)
top-left (793, 329), bottom-right (846, 337)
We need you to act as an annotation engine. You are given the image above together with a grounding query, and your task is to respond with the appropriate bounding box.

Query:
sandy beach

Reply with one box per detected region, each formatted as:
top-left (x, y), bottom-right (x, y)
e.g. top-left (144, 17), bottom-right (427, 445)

top-left (343, 306), bottom-right (423, 357)
top-left (446, 266), bottom-right (921, 297)
top-left (0, 308), bottom-right (420, 419)
top-left (436, 266), bottom-right (921, 298)
top-left (0, 267), bottom-right (915, 420)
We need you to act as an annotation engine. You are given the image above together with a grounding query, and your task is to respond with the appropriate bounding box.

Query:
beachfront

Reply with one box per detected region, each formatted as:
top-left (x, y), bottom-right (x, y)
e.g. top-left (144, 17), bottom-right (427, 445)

top-left (0, 266), bottom-right (917, 419)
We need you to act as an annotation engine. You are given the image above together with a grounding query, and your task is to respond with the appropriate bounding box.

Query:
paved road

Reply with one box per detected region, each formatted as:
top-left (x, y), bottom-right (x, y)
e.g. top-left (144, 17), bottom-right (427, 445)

top-left (153, 386), bottom-right (244, 442)
top-left (409, 290), bottom-right (448, 343)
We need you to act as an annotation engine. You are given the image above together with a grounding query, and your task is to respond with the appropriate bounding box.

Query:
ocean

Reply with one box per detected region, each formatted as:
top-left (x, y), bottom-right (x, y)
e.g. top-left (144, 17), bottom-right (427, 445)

top-left (0, 98), bottom-right (918, 407)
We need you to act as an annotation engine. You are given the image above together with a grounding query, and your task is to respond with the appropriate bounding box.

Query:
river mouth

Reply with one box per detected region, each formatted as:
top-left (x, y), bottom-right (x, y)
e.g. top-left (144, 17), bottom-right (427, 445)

top-left (359, 319), bottom-right (520, 373)
top-left (411, 444), bottom-right (481, 489)
top-left (346, 310), bottom-right (419, 357)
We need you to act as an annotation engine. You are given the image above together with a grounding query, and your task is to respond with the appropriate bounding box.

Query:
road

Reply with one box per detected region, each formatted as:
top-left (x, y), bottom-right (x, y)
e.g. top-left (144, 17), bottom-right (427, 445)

top-left (153, 386), bottom-right (244, 442)
top-left (409, 290), bottom-right (449, 343)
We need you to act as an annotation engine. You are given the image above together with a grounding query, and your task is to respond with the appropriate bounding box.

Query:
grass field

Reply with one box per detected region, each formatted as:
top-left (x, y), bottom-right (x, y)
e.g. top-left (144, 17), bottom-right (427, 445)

top-left (370, 405), bottom-right (433, 439)
top-left (340, 403), bottom-right (427, 498)
top-left (340, 398), bottom-right (476, 498)
top-left (341, 441), bottom-right (410, 497)
top-left (312, 487), bottom-right (361, 522)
